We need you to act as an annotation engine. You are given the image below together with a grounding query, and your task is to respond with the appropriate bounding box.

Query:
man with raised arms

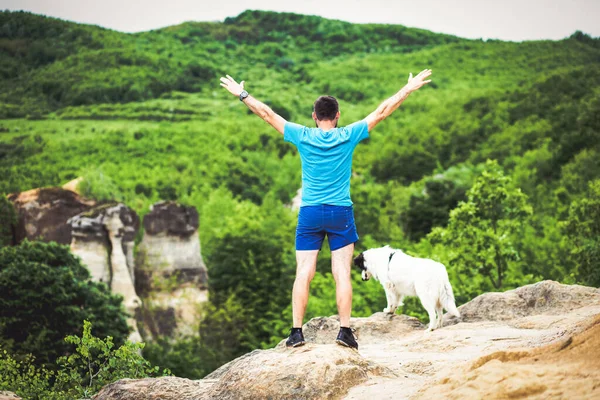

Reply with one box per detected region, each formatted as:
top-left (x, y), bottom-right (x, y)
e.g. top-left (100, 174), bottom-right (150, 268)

top-left (220, 69), bottom-right (432, 349)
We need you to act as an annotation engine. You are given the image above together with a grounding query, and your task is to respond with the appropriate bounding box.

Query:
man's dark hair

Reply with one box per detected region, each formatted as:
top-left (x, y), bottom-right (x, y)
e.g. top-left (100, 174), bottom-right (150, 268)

top-left (313, 96), bottom-right (339, 121)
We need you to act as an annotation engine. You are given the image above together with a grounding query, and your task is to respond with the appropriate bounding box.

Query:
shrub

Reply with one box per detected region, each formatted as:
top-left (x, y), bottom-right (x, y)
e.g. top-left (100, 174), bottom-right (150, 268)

top-left (0, 241), bottom-right (130, 367)
top-left (0, 320), bottom-right (169, 399)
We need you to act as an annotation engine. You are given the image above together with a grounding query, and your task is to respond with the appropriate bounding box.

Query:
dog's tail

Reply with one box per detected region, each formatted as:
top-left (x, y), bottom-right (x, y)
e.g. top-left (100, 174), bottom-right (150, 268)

top-left (441, 277), bottom-right (460, 318)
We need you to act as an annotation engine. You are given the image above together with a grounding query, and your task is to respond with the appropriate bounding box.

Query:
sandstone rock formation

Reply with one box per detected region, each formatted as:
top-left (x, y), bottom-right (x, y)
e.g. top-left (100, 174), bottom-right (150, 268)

top-left (446, 280), bottom-right (600, 323)
top-left (95, 345), bottom-right (391, 400)
top-left (415, 315), bottom-right (600, 399)
top-left (8, 187), bottom-right (95, 245)
top-left (7, 186), bottom-right (209, 343)
top-left (94, 280), bottom-right (600, 400)
top-left (0, 392), bottom-right (20, 400)
top-left (61, 176), bottom-right (84, 193)
top-left (69, 203), bottom-right (142, 343)
top-left (136, 201), bottom-right (208, 338)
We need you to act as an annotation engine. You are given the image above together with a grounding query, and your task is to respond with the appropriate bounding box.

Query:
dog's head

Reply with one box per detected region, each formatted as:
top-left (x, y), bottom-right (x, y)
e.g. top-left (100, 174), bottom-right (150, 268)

top-left (354, 246), bottom-right (395, 282)
top-left (353, 252), bottom-right (372, 281)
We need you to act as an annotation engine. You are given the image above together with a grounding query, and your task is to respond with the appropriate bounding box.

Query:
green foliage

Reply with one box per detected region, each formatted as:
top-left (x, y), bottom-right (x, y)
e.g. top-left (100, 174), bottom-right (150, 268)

top-left (143, 293), bottom-right (261, 379)
top-left (562, 180), bottom-right (600, 287)
top-left (0, 9), bottom-right (461, 116)
top-left (0, 195), bottom-right (16, 247)
top-left (202, 192), bottom-right (296, 352)
top-left (0, 241), bottom-right (130, 367)
top-left (0, 320), bottom-right (168, 399)
top-left (402, 177), bottom-right (467, 241)
top-left (428, 161), bottom-right (533, 301)
top-left (78, 168), bottom-right (123, 201)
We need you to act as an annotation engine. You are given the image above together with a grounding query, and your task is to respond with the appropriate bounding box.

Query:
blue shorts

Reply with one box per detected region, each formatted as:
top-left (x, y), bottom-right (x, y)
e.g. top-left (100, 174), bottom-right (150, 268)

top-left (296, 205), bottom-right (359, 251)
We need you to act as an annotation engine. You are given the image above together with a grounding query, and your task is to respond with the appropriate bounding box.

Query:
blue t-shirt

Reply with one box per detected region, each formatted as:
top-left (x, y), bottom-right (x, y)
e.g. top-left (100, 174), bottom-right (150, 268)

top-left (284, 120), bottom-right (369, 207)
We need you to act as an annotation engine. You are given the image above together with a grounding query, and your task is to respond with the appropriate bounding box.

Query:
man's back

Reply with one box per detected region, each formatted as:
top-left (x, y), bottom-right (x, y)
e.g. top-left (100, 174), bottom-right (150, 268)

top-left (284, 120), bottom-right (369, 207)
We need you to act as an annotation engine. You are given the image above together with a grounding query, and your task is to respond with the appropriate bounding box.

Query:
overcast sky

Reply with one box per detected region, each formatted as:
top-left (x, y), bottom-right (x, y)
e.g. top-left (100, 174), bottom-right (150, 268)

top-left (2, 0), bottom-right (599, 41)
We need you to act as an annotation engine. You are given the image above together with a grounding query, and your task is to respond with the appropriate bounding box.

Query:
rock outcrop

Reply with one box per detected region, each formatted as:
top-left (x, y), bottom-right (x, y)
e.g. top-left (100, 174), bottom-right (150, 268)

top-left (69, 203), bottom-right (142, 342)
top-left (447, 280), bottom-right (600, 323)
top-left (0, 392), bottom-right (20, 400)
top-left (94, 280), bottom-right (600, 400)
top-left (415, 314), bottom-right (600, 399)
top-left (136, 201), bottom-right (208, 338)
top-left (95, 345), bottom-right (391, 400)
top-left (8, 187), bottom-right (95, 245)
top-left (8, 186), bottom-right (209, 342)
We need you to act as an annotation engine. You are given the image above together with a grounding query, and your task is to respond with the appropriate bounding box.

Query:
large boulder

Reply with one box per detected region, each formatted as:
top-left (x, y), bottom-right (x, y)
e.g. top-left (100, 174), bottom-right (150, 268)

top-left (448, 280), bottom-right (600, 324)
top-left (69, 203), bottom-right (141, 342)
top-left (136, 201), bottom-right (208, 338)
top-left (8, 187), bottom-right (95, 245)
top-left (94, 345), bottom-right (392, 400)
top-left (92, 377), bottom-right (214, 400)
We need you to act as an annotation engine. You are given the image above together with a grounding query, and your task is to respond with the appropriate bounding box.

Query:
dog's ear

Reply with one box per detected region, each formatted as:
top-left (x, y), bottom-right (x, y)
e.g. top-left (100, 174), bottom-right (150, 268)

top-left (353, 253), bottom-right (366, 270)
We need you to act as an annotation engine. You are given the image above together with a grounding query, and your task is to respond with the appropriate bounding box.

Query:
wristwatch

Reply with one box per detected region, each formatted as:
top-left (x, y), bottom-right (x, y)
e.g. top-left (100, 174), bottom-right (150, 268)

top-left (239, 90), bottom-right (249, 102)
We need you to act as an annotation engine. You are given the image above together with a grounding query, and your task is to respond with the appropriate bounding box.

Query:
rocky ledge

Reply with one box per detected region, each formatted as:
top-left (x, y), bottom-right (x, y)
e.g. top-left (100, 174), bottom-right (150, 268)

top-left (94, 281), bottom-right (600, 400)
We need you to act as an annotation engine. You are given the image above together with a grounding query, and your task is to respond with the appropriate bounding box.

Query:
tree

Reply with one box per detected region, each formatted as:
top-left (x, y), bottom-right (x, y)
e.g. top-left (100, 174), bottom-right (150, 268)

top-left (428, 160), bottom-right (532, 296)
top-left (402, 178), bottom-right (466, 241)
top-left (562, 180), bottom-right (600, 287)
top-left (0, 241), bottom-right (130, 367)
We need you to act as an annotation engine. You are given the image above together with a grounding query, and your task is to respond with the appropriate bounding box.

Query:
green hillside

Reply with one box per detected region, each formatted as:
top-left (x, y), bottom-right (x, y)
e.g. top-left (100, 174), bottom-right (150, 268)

top-left (1, 9), bottom-right (600, 381)
top-left (0, 10), bottom-right (461, 117)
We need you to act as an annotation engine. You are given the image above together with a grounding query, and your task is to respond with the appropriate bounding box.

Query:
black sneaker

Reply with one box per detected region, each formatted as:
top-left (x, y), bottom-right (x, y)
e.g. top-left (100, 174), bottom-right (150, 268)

top-left (336, 327), bottom-right (358, 350)
top-left (286, 328), bottom-right (306, 348)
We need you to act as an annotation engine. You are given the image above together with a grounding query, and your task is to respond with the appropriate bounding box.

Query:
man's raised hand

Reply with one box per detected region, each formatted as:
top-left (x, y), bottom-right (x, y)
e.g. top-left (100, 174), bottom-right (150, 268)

top-left (220, 75), bottom-right (245, 97)
top-left (405, 69), bottom-right (432, 93)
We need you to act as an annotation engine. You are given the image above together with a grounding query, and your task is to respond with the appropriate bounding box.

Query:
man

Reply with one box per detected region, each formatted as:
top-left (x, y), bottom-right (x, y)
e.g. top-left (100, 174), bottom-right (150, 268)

top-left (220, 69), bottom-right (432, 349)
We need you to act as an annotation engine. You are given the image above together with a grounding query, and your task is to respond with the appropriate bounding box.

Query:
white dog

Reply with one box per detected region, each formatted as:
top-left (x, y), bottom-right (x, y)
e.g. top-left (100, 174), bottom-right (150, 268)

top-left (354, 246), bottom-right (460, 331)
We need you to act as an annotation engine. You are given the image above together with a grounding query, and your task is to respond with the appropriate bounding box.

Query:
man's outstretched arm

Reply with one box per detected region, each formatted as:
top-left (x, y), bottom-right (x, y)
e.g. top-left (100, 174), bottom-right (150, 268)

top-left (220, 74), bottom-right (286, 135)
top-left (364, 69), bottom-right (432, 132)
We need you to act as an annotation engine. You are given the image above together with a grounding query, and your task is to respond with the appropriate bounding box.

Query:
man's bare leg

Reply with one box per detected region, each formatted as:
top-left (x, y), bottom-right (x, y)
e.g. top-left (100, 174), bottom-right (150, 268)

top-left (292, 250), bottom-right (319, 327)
top-left (331, 243), bottom-right (354, 327)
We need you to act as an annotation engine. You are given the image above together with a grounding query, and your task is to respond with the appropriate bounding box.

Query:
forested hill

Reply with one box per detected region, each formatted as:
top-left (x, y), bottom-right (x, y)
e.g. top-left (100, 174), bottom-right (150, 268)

top-left (1, 9), bottom-right (599, 380)
top-left (0, 9), bottom-right (462, 117)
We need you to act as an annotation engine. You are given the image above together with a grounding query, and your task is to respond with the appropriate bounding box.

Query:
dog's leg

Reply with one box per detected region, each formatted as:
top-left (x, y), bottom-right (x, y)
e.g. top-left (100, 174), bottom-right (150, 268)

top-left (417, 292), bottom-right (438, 332)
top-left (424, 304), bottom-right (437, 332)
top-left (388, 291), bottom-right (400, 314)
top-left (435, 301), bottom-right (444, 329)
top-left (398, 295), bottom-right (405, 307)
top-left (383, 282), bottom-right (395, 313)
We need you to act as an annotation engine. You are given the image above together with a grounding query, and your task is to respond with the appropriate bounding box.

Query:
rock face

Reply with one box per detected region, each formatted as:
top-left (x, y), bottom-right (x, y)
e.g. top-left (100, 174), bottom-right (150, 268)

top-left (95, 281), bottom-right (600, 400)
top-left (69, 203), bottom-right (142, 342)
top-left (8, 187), bottom-right (95, 245)
top-left (8, 186), bottom-right (210, 342)
top-left (94, 345), bottom-right (391, 400)
top-left (415, 315), bottom-right (600, 400)
top-left (136, 201), bottom-right (208, 338)
top-left (136, 201), bottom-right (207, 291)
top-left (0, 392), bottom-right (21, 400)
top-left (449, 280), bottom-right (600, 323)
